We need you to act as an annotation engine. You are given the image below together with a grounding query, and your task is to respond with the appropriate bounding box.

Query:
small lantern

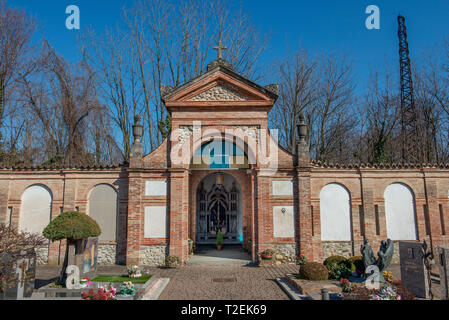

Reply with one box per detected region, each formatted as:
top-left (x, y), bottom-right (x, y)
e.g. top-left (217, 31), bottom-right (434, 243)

top-left (216, 172), bottom-right (224, 187)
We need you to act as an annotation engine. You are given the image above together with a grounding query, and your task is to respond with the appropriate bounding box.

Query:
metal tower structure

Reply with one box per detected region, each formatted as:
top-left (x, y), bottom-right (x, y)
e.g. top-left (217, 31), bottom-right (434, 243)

top-left (397, 15), bottom-right (418, 163)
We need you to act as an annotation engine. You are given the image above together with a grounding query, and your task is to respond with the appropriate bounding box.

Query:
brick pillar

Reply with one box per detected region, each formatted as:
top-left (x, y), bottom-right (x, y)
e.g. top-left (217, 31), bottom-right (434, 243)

top-left (297, 168), bottom-right (317, 261)
top-left (295, 113), bottom-right (318, 261)
top-left (168, 169), bottom-right (189, 264)
top-left (423, 175), bottom-right (441, 250)
top-left (359, 172), bottom-right (376, 241)
top-left (0, 179), bottom-right (9, 224)
top-left (255, 173), bottom-right (269, 257)
top-left (126, 162), bottom-right (143, 265)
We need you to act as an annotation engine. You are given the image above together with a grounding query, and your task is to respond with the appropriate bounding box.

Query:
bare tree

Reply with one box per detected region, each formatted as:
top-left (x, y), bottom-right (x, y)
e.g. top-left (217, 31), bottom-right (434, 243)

top-left (361, 66), bottom-right (401, 163)
top-left (18, 42), bottom-right (99, 166)
top-left (272, 47), bottom-right (317, 153)
top-left (0, 1), bottom-right (35, 162)
top-left (313, 53), bottom-right (355, 162)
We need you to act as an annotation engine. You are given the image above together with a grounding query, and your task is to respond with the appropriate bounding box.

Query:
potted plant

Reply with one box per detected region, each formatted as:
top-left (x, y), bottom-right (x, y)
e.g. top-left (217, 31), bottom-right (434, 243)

top-left (260, 249), bottom-right (274, 260)
top-left (216, 229), bottom-right (223, 250)
top-left (188, 238), bottom-right (194, 254)
top-left (165, 255), bottom-right (180, 268)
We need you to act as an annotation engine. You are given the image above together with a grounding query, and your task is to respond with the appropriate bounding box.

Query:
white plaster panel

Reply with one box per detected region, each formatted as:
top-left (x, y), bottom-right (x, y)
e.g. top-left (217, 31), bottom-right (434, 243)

top-left (144, 206), bottom-right (167, 238)
top-left (272, 181), bottom-right (293, 196)
top-left (384, 183), bottom-right (417, 240)
top-left (320, 183), bottom-right (351, 241)
top-left (19, 185), bottom-right (52, 234)
top-left (145, 180), bottom-right (167, 196)
top-left (273, 206), bottom-right (294, 238)
top-left (88, 184), bottom-right (118, 241)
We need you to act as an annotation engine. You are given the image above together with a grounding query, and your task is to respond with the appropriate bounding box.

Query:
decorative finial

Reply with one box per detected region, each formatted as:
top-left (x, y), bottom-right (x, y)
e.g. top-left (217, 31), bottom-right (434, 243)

top-left (296, 111), bottom-right (310, 161)
top-left (214, 40), bottom-right (227, 60)
top-left (130, 114), bottom-right (144, 157)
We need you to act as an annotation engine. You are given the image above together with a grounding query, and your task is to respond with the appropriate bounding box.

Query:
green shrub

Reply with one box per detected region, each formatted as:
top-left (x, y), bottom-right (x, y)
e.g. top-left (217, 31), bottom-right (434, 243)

top-left (299, 262), bottom-right (329, 281)
top-left (348, 255), bottom-right (365, 273)
top-left (329, 264), bottom-right (352, 280)
top-left (43, 211), bottom-right (101, 241)
top-left (323, 255), bottom-right (347, 268)
top-left (324, 255), bottom-right (354, 280)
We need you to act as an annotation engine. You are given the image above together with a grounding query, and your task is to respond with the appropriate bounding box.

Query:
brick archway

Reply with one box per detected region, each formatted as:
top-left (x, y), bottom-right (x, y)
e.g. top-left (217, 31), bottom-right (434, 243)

top-left (189, 169), bottom-right (253, 255)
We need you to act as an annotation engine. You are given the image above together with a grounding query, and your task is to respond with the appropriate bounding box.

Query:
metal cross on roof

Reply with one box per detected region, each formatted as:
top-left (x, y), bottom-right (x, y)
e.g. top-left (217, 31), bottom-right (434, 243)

top-left (214, 40), bottom-right (227, 59)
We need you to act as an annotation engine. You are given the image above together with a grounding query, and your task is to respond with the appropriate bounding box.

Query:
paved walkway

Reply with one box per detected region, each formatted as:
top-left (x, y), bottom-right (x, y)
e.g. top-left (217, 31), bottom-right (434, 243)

top-left (187, 245), bottom-right (253, 266)
top-left (153, 265), bottom-right (296, 300)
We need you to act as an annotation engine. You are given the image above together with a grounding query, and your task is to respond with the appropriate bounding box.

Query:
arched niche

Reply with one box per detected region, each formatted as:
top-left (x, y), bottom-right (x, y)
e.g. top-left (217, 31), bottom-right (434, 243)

top-left (384, 183), bottom-right (417, 240)
top-left (19, 185), bottom-right (52, 234)
top-left (88, 184), bottom-right (118, 242)
top-left (320, 183), bottom-right (352, 241)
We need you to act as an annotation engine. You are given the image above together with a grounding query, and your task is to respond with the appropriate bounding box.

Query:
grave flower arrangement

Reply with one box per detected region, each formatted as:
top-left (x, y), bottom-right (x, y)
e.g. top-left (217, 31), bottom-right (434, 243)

top-left (80, 277), bottom-right (92, 288)
top-left (119, 281), bottom-right (137, 296)
top-left (81, 285), bottom-right (117, 300)
top-left (383, 271), bottom-right (393, 283)
top-left (339, 278), bottom-right (352, 293)
top-left (370, 286), bottom-right (401, 300)
top-left (127, 265), bottom-right (142, 278)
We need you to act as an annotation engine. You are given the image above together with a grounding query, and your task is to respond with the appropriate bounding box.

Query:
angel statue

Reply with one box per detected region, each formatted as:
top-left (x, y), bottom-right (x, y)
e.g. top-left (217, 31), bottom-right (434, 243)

top-left (361, 238), bottom-right (395, 282)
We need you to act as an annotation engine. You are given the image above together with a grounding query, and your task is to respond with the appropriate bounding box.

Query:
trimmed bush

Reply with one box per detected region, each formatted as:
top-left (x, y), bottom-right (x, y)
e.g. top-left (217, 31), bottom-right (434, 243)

top-left (299, 262), bottom-right (329, 281)
top-left (348, 255), bottom-right (365, 273)
top-left (43, 211), bottom-right (101, 241)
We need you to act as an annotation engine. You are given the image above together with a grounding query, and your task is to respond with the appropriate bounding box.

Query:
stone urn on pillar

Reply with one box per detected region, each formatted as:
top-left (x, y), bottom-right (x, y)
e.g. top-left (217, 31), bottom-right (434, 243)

top-left (130, 115), bottom-right (144, 158)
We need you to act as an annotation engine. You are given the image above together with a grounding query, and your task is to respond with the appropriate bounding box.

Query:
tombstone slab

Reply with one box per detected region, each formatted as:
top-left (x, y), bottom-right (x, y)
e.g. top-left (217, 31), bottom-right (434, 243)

top-left (399, 241), bottom-right (429, 299)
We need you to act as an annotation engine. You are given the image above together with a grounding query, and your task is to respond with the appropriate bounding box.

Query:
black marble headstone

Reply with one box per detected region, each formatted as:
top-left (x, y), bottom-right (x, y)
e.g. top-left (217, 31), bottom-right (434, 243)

top-left (437, 246), bottom-right (449, 300)
top-left (399, 241), bottom-right (429, 299)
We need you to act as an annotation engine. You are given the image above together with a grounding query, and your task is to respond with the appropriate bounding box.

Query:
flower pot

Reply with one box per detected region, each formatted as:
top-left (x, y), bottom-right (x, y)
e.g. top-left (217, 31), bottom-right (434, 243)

top-left (217, 245), bottom-right (222, 251)
top-left (262, 254), bottom-right (272, 260)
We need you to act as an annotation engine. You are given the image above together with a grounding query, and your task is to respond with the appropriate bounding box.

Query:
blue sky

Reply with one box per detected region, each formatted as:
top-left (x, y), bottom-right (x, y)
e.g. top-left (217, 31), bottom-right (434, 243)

top-left (10, 0), bottom-right (449, 94)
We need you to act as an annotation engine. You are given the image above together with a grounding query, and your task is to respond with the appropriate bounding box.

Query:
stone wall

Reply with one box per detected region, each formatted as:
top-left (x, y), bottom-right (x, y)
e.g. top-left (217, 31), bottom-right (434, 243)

top-left (322, 240), bottom-right (400, 264)
top-left (140, 245), bottom-right (168, 266)
top-left (322, 241), bottom-right (355, 260)
top-left (272, 244), bottom-right (297, 263)
top-left (97, 244), bottom-right (117, 265)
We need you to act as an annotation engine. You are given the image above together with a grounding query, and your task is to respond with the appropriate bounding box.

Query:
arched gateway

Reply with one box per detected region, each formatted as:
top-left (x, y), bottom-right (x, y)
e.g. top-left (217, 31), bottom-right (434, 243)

top-left (196, 172), bottom-right (242, 244)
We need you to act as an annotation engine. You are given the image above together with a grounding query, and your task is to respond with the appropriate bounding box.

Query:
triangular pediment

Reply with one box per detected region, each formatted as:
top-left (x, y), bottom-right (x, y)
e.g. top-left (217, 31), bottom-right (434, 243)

top-left (188, 83), bottom-right (248, 102)
top-left (161, 65), bottom-right (278, 109)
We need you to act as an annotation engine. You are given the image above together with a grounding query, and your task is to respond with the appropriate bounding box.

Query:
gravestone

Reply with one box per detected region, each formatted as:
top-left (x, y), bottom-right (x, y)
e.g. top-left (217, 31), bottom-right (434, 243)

top-left (399, 241), bottom-right (429, 299)
top-left (0, 249), bottom-right (36, 300)
top-left (437, 246), bottom-right (449, 300)
top-left (66, 237), bottom-right (98, 281)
